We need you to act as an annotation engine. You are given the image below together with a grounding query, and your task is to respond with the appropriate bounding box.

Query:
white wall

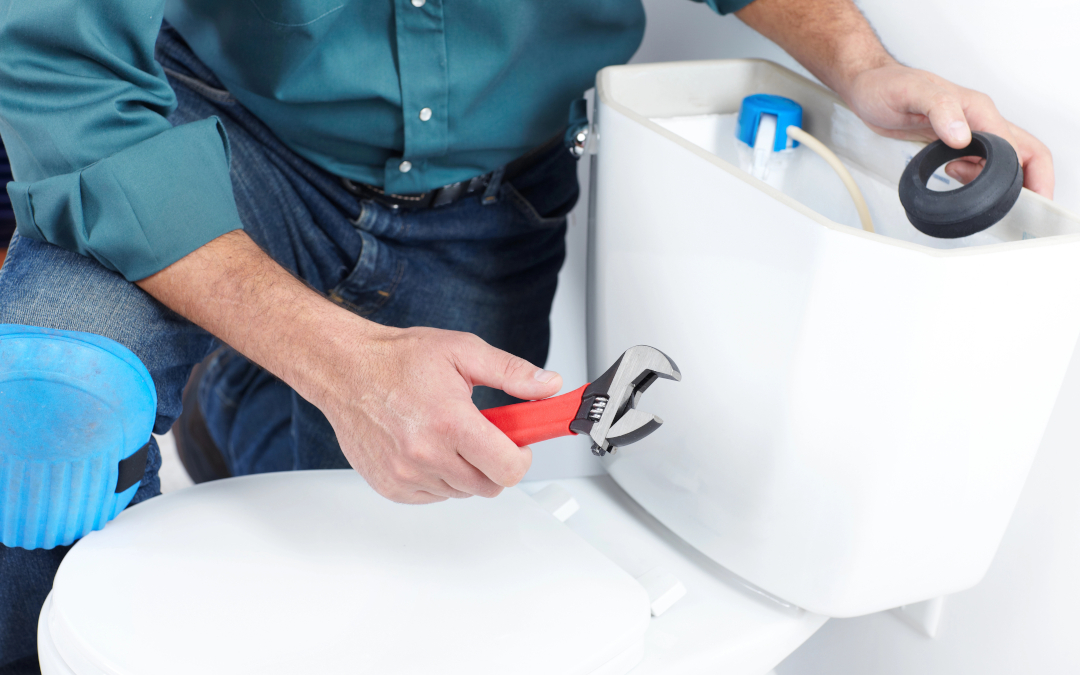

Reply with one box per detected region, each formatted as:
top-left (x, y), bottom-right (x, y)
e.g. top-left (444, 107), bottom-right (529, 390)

top-left (607, 1), bottom-right (1080, 672)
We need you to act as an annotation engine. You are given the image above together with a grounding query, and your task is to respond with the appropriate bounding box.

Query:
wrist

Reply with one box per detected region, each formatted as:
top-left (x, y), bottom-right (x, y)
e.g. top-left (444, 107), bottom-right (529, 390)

top-left (282, 300), bottom-right (397, 412)
top-left (137, 230), bottom-right (396, 416)
top-left (827, 46), bottom-right (897, 104)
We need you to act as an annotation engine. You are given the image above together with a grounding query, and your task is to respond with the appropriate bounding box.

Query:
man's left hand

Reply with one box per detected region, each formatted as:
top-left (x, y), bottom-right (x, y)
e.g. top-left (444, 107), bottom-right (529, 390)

top-left (845, 63), bottom-right (1053, 198)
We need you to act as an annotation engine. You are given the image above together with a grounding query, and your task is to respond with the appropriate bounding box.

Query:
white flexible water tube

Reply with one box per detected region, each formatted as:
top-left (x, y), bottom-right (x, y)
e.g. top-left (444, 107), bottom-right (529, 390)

top-left (784, 125), bottom-right (875, 234)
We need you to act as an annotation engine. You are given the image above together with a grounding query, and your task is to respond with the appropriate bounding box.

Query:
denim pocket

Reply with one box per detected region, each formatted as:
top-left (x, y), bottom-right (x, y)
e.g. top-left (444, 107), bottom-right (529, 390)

top-left (502, 182), bottom-right (576, 229)
top-left (501, 143), bottom-right (580, 228)
top-left (328, 230), bottom-right (405, 318)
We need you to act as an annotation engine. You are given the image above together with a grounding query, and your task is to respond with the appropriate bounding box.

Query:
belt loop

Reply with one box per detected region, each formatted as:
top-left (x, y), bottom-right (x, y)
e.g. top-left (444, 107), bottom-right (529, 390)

top-left (482, 166), bottom-right (505, 206)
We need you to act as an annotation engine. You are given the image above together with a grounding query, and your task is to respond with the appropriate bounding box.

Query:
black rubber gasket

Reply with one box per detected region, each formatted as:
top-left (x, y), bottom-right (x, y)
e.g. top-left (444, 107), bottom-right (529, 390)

top-left (898, 132), bottom-right (1023, 239)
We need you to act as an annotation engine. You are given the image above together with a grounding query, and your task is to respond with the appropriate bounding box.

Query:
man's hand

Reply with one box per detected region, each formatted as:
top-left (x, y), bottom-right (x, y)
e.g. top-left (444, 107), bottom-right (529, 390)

top-left (843, 65), bottom-right (1053, 197)
top-left (138, 230), bottom-right (562, 504)
top-left (736, 0), bottom-right (1054, 198)
top-left (321, 326), bottom-right (562, 504)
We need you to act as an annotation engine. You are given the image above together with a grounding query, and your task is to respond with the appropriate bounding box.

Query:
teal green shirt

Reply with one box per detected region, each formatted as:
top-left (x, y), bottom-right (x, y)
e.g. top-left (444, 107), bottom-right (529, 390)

top-left (0, 0), bottom-right (750, 280)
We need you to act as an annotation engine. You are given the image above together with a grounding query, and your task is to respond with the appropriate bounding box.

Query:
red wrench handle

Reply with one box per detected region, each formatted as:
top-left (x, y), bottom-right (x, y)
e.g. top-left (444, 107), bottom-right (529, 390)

top-left (481, 384), bottom-right (589, 447)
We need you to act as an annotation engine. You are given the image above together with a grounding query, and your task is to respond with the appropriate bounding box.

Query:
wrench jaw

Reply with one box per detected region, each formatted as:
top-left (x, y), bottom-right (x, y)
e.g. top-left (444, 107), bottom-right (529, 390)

top-left (568, 346), bottom-right (681, 456)
top-left (605, 410), bottom-right (663, 448)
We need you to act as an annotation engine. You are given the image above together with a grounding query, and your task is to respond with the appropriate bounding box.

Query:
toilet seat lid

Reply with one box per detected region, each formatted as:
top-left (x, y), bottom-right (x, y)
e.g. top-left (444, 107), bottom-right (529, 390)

top-left (45, 471), bottom-right (650, 675)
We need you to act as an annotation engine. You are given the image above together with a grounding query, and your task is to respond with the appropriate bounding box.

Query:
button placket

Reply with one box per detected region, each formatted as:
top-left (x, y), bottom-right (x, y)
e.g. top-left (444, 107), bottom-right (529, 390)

top-left (385, 0), bottom-right (449, 194)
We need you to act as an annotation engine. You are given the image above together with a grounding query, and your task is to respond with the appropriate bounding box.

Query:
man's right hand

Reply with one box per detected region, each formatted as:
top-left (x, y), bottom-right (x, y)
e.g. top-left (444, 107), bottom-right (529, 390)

top-left (137, 230), bottom-right (562, 504)
top-left (319, 325), bottom-right (562, 503)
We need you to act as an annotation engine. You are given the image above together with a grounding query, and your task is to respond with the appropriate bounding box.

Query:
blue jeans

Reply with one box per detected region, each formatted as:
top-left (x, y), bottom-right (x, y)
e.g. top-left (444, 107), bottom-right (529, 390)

top-left (0, 26), bottom-right (574, 673)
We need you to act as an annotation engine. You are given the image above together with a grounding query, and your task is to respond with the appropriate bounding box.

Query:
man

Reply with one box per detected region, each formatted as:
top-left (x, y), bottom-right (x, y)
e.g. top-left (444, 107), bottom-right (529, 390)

top-left (0, 0), bottom-right (1053, 671)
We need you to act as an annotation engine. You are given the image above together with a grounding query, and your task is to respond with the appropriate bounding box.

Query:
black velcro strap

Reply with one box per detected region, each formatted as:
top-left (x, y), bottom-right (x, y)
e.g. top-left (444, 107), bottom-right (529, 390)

top-left (115, 441), bottom-right (150, 493)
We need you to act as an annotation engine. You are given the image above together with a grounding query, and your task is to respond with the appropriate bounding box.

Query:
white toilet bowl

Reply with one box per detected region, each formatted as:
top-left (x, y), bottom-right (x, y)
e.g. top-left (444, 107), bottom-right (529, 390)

top-left (37, 471), bottom-right (824, 675)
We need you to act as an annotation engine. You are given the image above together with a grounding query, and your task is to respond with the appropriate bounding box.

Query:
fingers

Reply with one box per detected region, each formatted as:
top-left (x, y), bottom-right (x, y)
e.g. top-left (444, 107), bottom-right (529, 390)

top-left (366, 460), bottom-right (481, 504)
top-left (439, 447), bottom-right (507, 497)
top-left (364, 461), bottom-right (464, 504)
top-left (333, 326), bottom-right (549, 507)
top-left (940, 126), bottom-right (1054, 199)
top-left (943, 158), bottom-right (984, 185)
top-left (892, 73), bottom-right (1009, 152)
top-left (869, 67), bottom-right (1055, 198)
top-left (429, 479), bottom-right (474, 500)
top-left (915, 81), bottom-right (1056, 194)
top-left (371, 437), bottom-right (506, 502)
top-left (922, 87), bottom-right (972, 150)
top-left (1009, 123), bottom-right (1055, 198)
top-left (381, 440), bottom-right (512, 502)
top-left (406, 491), bottom-right (450, 505)
top-left (453, 334), bottom-right (563, 401)
top-left (446, 399), bottom-right (533, 489)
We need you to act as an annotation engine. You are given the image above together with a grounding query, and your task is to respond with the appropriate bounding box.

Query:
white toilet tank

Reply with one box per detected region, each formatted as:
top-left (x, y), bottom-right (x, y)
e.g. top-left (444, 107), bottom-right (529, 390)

top-left (589, 60), bottom-right (1080, 618)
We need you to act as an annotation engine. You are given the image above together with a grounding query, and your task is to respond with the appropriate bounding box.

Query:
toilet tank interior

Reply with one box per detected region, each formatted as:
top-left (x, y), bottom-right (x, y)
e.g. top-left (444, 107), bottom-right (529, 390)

top-left (601, 59), bottom-right (1080, 249)
top-left (589, 60), bottom-right (1080, 618)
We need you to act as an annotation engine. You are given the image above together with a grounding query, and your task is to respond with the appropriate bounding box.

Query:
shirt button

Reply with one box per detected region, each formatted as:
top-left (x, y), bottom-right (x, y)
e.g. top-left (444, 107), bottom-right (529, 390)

top-left (411, 0), bottom-right (425, 7)
top-left (399, 160), bottom-right (412, 173)
top-left (419, 107), bottom-right (433, 122)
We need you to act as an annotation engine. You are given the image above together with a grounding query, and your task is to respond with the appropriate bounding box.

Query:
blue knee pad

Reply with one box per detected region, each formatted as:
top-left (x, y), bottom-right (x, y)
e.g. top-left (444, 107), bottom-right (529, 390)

top-left (0, 325), bottom-right (157, 549)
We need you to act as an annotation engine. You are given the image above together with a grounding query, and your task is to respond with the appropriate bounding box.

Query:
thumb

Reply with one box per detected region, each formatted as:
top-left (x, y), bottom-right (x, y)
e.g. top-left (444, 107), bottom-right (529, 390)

top-left (456, 336), bottom-right (563, 401)
top-left (920, 84), bottom-right (972, 149)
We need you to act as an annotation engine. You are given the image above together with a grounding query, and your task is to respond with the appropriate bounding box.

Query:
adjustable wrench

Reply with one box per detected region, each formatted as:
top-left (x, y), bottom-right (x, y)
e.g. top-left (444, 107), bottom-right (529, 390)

top-left (481, 345), bottom-right (681, 456)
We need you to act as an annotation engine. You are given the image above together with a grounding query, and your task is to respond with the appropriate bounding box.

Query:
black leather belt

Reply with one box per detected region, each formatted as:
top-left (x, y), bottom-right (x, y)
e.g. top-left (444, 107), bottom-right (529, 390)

top-left (341, 132), bottom-right (565, 211)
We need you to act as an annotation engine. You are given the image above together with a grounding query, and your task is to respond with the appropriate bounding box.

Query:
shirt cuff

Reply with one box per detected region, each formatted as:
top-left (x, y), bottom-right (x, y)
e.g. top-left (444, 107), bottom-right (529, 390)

top-left (692, 0), bottom-right (758, 15)
top-left (6, 117), bottom-right (243, 281)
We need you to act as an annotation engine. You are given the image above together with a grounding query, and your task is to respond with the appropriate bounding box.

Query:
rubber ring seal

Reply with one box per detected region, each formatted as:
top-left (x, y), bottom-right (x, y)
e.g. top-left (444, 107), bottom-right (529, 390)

top-left (898, 132), bottom-right (1023, 239)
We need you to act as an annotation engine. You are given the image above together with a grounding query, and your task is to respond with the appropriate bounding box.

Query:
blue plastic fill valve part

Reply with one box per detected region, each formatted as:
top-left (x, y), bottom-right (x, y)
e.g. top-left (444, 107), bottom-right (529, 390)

top-left (737, 94), bottom-right (804, 151)
top-left (0, 325), bottom-right (157, 550)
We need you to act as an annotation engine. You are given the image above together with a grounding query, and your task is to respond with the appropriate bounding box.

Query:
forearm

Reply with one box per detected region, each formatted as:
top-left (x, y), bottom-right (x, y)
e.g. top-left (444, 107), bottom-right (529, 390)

top-left (135, 230), bottom-right (384, 410)
top-left (735, 0), bottom-right (895, 101)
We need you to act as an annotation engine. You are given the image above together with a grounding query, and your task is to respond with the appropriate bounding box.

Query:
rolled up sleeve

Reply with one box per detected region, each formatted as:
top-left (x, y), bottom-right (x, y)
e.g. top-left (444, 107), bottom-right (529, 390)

top-left (0, 0), bottom-right (243, 281)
